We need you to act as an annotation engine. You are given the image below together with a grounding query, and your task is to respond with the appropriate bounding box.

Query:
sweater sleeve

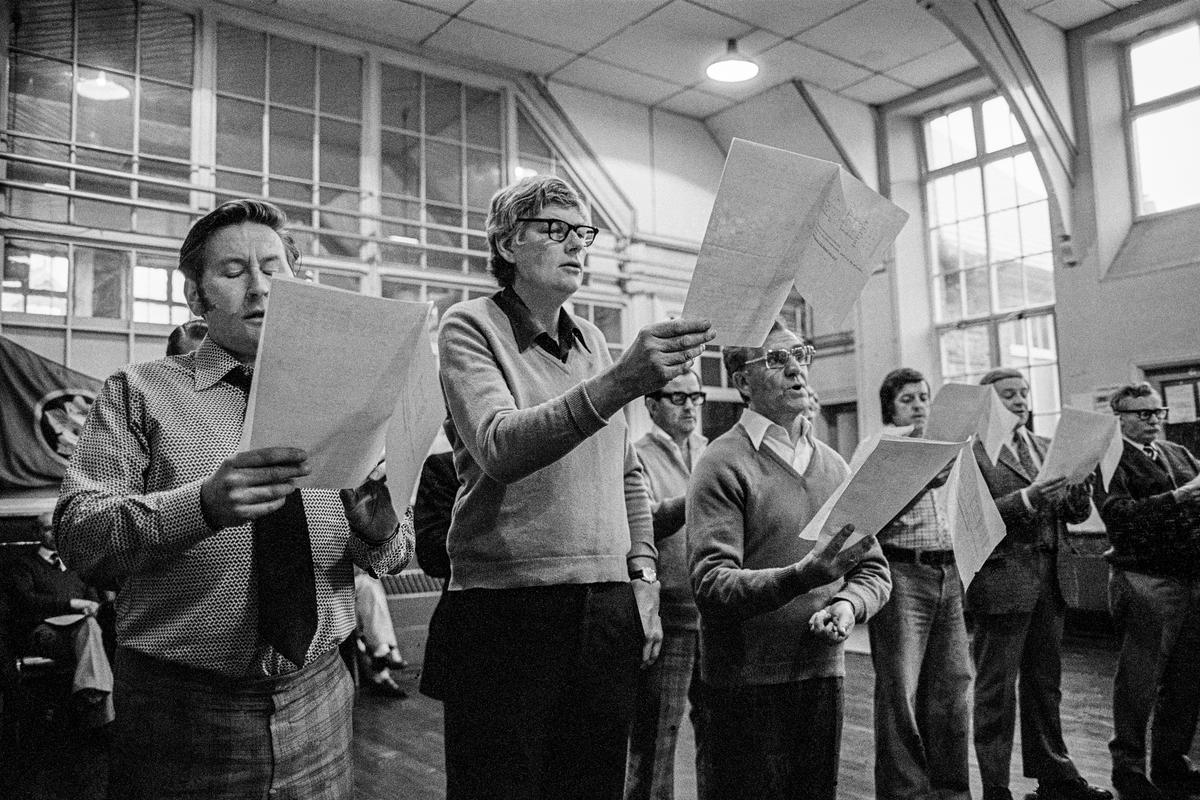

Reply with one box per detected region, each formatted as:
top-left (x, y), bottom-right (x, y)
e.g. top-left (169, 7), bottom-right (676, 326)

top-left (1097, 459), bottom-right (1190, 555)
top-left (687, 454), bottom-right (815, 621)
top-left (830, 541), bottom-right (892, 622)
top-left (624, 441), bottom-right (657, 572)
top-left (439, 308), bottom-right (609, 485)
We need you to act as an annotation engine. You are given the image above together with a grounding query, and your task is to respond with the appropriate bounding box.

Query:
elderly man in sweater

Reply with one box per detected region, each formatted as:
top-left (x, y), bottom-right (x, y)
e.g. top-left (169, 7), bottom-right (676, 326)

top-left (687, 322), bottom-right (891, 800)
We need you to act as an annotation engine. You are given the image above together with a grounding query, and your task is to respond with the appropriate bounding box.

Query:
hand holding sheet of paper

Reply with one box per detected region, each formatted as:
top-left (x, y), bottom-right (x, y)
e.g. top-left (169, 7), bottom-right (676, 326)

top-left (799, 436), bottom-right (965, 552)
top-left (242, 278), bottom-right (445, 522)
top-left (681, 139), bottom-right (908, 346)
top-left (1035, 407), bottom-right (1123, 489)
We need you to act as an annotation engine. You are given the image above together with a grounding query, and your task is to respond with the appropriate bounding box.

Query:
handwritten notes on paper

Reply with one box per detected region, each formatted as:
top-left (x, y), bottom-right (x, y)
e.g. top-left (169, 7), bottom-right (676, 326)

top-left (799, 436), bottom-right (964, 552)
top-left (945, 447), bottom-right (1005, 591)
top-left (682, 139), bottom-right (909, 346)
top-left (242, 278), bottom-right (444, 521)
top-left (927, 383), bottom-right (1017, 466)
top-left (1036, 407), bottom-right (1123, 490)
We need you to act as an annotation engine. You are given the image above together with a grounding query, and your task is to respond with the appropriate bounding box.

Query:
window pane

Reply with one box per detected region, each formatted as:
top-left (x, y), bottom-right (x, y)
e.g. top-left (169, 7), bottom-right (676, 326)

top-left (426, 140), bottom-right (462, 206)
top-left (593, 306), bottom-right (622, 344)
top-left (466, 148), bottom-right (501, 208)
top-left (929, 174), bottom-right (957, 226)
top-left (1130, 23), bottom-right (1200, 105)
top-left (995, 259), bottom-right (1024, 311)
top-left (465, 87), bottom-right (501, 149)
top-left (140, 80), bottom-right (192, 160)
top-left (939, 325), bottom-right (991, 380)
top-left (216, 97), bottom-right (263, 171)
top-left (963, 266), bottom-right (990, 317)
top-left (8, 53), bottom-right (73, 140)
top-left (318, 187), bottom-right (360, 258)
top-left (216, 170), bottom-right (262, 199)
top-left (426, 284), bottom-right (462, 321)
top-left (270, 107), bottom-right (314, 179)
top-left (1013, 152), bottom-right (1046, 204)
top-left (269, 180), bottom-right (312, 227)
top-left (140, 4), bottom-right (194, 85)
top-left (954, 168), bottom-right (983, 220)
top-left (269, 37), bottom-right (315, 109)
top-left (381, 65), bottom-right (421, 132)
top-left (936, 271), bottom-right (962, 322)
top-left (518, 108), bottom-right (551, 159)
top-left (925, 114), bottom-right (952, 171)
top-left (981, 96), bottom-right (1024, 152)
top-left (1132, 99), bottom-right (1200, 214)
top-left (10, 0), bottom-right (73, 59)
top-left (74, 246), bottom-right (128, 319)
top-left (425, 77), bottom-right (462, 140)
top-left (133, 264), bottom-right (167, 300)
top-left (381, 131), bottom-right (420, 197)
top-left (380, 280), bottom-right (422, 302)
top-left (989, 208), bottom-right (1021, 261)
top-left (320, 50), bottom-right (361, 119)
top-left (320, 118), bottom-right (360, 187)
top-left (76, 72), bottom-right (135, 150)
top-left (1024, 252), bottom-right (1055, 305)
top-left (931, 225), bottom-right (957, 274)
top-left (76, 148), bottom-right (130, 199)
top-left (217, 25), bottom-right (265, 99)
top-left (77, 0), bottom-right (136, 73)
top-left (984, 158), bottom-right (1018, 212)
top-left (958, 217), bottom-right (987, 268)
top-left (138, 159), bottom-right (190, 205)
top-left (74, 198), bottom-right (132, 231)
top-left (316, 271), bottom-right (360, 292)
top-left (947, 107), bottom-right (977, 164)
top-left (1018, 200), bottom-right (1051, 255)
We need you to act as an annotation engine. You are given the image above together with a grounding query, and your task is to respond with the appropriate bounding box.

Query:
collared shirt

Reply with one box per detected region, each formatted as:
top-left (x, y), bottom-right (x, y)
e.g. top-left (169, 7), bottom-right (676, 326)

top-left (644, 425), bottom-right (705, 473)
top-left (492, 286), bottom-right (589, 363)
top-left (56, 337), bottom-right (413, 678)
top-left (738, 407), bottom-right (814, 475)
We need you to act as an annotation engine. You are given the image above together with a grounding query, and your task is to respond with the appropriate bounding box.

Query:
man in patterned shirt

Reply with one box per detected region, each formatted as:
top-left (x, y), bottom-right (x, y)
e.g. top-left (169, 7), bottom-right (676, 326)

top-left (55, 199), bottom-right (414, 800)
top-left (868, 367), bottom-right (971, 800)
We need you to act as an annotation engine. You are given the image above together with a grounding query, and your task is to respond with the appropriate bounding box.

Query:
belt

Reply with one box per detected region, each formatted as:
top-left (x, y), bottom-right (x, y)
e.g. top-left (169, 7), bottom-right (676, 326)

top-left (882, 546), bottom-right (955, 567)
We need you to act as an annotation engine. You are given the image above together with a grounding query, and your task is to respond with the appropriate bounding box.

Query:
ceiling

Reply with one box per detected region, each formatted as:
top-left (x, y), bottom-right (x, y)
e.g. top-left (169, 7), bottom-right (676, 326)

top-left (226, 0), bottom-right (1140, 119)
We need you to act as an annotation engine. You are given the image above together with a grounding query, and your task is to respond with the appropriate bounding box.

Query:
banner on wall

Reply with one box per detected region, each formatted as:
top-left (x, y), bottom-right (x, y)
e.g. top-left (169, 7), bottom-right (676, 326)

top-left (0, 336), bottom-right (103, 491)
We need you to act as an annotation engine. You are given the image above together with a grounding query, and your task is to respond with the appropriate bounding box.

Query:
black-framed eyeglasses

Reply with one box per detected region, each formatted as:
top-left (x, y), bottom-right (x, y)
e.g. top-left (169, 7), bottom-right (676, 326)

top-left (743, 344), bottom-right (816, 370)
top-left (516, 218), bottom-right (599, 247)
top-left (1115, 407), bottom-right (1169, 422)
top-left (649, 391), bottom-right (707, 406)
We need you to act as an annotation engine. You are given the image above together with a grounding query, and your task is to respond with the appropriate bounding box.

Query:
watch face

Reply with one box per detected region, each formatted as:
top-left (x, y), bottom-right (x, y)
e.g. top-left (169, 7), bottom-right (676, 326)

top-left (635, 568), bottom-right (657, 583)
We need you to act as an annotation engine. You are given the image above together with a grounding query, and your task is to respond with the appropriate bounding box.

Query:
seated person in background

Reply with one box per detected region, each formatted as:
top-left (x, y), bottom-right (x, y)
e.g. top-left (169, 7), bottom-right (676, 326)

top-left (688, 323), bottom-right (890, 800)
top-left (165, 318), bottom-right (208, 356)
top-left (5, 512), bottom-right (114, 729)
top-left (869, 368), bottom-right (971, 800)
top-left (354, 566), bottom-right (408, 698)
top-left (1096, 382), bottom-right (1200, 800)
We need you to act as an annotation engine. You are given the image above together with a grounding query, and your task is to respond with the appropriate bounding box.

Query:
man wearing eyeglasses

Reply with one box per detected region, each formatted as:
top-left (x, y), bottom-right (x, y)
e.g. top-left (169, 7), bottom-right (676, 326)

top-left (687, 322), bottom-right (890, 800)
top-left (1096, 382), bottom-right (1200, 800)
top-left (625, 371), bottom-right (708, 800)
top-left (436, 175), bottom-right (713, 800)
top-left (969, 368), bottom-right (1107, 800)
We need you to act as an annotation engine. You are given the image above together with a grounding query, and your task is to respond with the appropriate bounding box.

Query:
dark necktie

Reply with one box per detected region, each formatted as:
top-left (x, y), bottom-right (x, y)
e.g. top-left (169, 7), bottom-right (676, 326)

top-left (48, 552), bottom-right (65, 571)
top-left (1014, 432), bottom-right (1037, 478)
top-left (224, 367), bottom-right (318, 667)
top-left (1144, 445), bottom-right (1159, 463)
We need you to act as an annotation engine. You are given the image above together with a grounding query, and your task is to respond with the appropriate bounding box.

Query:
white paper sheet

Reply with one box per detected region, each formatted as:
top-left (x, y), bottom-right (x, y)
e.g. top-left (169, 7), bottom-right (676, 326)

top-left (799, 436), bottom-right (964, 552)
top-left (944, 446), bottom-right (1006, 591)
top-left (1035, 407), bottom-right (1123, 490)
top-left (681, 139), bottom-right (908, 346)
top-left (926, 383), bottom-right (1017, 466)
top-left (242, 278), bottom-right (444, 519)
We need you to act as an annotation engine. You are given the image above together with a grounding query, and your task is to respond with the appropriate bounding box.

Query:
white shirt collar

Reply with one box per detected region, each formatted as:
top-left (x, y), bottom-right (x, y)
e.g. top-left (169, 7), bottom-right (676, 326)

top-left (647, 424), bottom-right (707, 467)
top-left (738, 408), bottom-right (810, 451)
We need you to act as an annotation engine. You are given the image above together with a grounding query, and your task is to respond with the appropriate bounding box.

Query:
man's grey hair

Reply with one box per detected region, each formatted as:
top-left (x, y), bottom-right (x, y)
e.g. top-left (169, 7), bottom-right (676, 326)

top-left (486, 175), bottom-right (586, 288)
top-left (721, 320), bottom-right (796, 402)
top-left (1109, 381), bottom-right (1158, 412)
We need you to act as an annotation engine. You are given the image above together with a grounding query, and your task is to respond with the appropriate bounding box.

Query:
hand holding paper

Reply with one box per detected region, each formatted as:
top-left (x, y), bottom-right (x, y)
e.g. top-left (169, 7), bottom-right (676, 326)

top-left (795, 524), bottom-right (875, 592)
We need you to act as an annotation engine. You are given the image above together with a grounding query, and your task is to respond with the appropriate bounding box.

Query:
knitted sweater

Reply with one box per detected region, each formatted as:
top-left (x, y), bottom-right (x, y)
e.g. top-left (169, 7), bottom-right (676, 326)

top-left (634, 428), bottom-right (706, 631)
top-left (687, 421), bottom-right (890, 687)
top-left (438, 296), bottom-right (654, 589)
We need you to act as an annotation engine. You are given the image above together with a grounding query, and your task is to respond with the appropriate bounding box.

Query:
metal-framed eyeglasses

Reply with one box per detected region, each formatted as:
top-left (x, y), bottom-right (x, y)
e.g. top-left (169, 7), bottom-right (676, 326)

top-left (742, 344), bottom-right (816, 370)
top-left (516, 218), bottom-right (599, 247)
top-left (649, 391), bottom-right (707, 406)
top-left (1115, 407), bottom-right (1169, 422)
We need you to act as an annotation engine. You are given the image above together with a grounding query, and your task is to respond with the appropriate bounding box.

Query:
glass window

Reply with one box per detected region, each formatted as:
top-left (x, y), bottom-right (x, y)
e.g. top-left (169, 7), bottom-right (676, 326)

top-left (1127, 22), bottom-right (1200, 215)
top-left (2, 240), bottom-right (69, 316)
top-left (76, 246), bottom-right (129, 319)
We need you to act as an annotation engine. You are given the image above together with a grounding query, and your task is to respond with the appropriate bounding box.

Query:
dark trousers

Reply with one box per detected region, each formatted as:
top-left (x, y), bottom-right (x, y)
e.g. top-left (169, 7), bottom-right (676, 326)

top-left (1109, 569), bottom-right (1200, 783)
top-left (111, 646), bottom-right (354, 800)
top-left (440, 582), bottom-right (643, 800)
top-left (694, 676), bottom-right (843, 800)
top-left (972, 557), bottom-right (1080, 790)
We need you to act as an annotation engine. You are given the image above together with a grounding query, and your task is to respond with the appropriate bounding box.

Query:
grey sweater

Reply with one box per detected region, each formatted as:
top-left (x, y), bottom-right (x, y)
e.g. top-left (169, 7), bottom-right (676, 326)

top-left (438, 295), bottom-right (655, 589)
top-left (688, 423), bottom-right (891, 687)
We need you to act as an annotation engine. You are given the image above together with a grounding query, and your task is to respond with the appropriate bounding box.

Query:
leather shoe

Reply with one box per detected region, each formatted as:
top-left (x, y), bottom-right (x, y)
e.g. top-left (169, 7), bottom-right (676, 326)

top-left (1030, 778), bottom-right (1114, 800)
top-left (1113, 772), bottom-right (1165, 800)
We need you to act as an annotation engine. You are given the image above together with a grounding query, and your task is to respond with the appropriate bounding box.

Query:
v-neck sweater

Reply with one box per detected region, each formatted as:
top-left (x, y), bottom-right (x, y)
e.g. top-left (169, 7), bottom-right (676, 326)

top-left (438, 296), bottom-right (654, 589)
top-left (687, 425), bottom-right (891, 687)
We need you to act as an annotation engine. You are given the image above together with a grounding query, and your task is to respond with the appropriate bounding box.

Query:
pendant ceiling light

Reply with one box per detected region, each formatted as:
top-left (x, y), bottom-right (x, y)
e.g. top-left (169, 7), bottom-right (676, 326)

top-left (76, 70), bottom-right (130, 101)
top-left (706, 39), bottom-right (759, 83)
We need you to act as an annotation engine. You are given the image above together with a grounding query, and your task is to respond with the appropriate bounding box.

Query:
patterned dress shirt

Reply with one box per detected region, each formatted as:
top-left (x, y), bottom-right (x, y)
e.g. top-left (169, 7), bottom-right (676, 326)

top-left (875, 425), bottom-right (951, 551)
top-left (56, 337), bottom-right (413, 678)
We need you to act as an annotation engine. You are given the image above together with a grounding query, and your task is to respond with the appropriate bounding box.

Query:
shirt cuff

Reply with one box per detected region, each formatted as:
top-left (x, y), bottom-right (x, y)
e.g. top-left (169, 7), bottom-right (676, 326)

top-left (350, 506), bottom-right (415, 577)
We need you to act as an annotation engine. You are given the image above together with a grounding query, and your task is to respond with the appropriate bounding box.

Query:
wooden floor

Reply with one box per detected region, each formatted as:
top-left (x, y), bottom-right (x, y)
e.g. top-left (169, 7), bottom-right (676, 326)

top-left (8, 620), bottom-right (1200, 799)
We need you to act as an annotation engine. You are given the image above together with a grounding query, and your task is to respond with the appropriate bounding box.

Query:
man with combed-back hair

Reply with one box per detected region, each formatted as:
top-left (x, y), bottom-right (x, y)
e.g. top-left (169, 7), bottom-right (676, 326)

top-left (56, 199), bottom-right (414, 800)
top-left (1096, 382), bottom-right (1200, 800)
top-left (435, 174), bottom-right (712, 800)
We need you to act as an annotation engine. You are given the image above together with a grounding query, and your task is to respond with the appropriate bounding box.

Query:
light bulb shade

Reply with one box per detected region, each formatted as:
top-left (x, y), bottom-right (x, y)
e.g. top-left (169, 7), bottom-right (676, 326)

top-left (76, 70), bottom-right (130, 101)
top-left (706, 39), bottom-right (759, 83)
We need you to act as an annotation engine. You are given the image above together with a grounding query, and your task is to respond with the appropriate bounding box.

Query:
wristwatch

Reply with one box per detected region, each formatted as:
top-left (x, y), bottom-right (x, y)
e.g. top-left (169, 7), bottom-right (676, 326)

top-left (630, 567), bottom-right (658, 584)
